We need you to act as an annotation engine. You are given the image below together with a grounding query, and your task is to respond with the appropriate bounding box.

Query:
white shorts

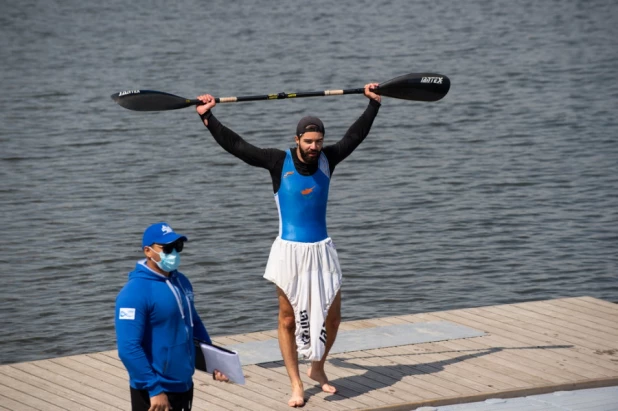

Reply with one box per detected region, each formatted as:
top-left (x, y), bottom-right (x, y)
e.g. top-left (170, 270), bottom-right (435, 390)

top-left (264, 236), bottom-right (342, 361)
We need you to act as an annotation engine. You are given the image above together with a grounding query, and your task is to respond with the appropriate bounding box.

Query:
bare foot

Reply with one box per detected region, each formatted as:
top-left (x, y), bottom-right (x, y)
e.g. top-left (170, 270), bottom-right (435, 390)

top-left (307, 365), bottom-right (337, 394)
top-left (288, 385), bottom-right (305, 407)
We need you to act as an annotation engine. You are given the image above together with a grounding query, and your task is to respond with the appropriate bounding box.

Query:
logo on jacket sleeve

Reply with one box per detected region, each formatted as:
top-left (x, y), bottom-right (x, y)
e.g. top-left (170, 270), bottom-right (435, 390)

top-left (119, 308), bottom-right (136, 320)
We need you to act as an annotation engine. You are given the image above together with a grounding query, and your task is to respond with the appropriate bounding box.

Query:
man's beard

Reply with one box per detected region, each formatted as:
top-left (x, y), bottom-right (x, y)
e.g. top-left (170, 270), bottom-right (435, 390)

top-left (298, 146), bottom-right (320, 163)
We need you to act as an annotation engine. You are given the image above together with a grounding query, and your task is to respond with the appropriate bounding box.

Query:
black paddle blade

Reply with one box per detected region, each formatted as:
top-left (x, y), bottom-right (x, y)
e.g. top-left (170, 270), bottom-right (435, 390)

top-left (110, 90), bottom-right (198, 111)
top-left (375, 73), bottom-right (450, 102)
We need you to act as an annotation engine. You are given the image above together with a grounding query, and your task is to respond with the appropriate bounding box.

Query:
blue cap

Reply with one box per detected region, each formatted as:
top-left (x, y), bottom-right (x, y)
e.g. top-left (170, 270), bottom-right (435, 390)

top-left (142, 222), bottom-right (188, 248)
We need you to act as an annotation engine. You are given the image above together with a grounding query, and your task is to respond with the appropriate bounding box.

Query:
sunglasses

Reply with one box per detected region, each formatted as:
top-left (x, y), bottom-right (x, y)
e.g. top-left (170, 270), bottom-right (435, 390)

top-left (155, 241), bottom-right (184, 254)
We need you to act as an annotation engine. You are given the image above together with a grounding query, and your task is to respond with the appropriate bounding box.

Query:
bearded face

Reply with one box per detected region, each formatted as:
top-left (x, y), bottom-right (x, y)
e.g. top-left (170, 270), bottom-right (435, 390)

top-left (295, 132), bottom-right (324, 164)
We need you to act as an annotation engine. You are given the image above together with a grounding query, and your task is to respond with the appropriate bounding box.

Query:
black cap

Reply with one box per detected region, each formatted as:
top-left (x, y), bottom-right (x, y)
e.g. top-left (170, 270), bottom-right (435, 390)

top-left (296, 116), bottom-right (325, 137)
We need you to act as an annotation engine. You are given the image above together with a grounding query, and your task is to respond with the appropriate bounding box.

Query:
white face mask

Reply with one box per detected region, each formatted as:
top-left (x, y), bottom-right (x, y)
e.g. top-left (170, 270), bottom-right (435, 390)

top-left (149, 248), bottom-right (181, 272)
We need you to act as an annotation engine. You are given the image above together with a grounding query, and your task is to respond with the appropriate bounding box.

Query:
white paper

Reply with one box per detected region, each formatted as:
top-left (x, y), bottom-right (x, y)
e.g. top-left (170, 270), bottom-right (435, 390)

top-left (198, 342), bottom-right (246, 385)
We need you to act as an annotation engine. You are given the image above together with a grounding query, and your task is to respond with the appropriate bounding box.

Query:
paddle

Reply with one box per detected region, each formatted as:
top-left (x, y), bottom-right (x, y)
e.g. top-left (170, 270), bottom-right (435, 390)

top-left (110, 72), bottom-right (450, 112)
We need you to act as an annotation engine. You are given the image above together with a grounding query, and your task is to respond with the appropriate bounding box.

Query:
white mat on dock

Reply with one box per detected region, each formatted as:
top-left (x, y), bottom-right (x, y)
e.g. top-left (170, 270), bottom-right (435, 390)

top-left (224, 320), bottom-right (485, 366)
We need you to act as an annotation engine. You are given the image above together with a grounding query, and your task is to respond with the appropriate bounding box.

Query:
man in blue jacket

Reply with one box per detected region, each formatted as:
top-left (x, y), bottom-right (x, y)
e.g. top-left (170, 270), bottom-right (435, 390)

top-left (115, 222), bottom-right (227, 411)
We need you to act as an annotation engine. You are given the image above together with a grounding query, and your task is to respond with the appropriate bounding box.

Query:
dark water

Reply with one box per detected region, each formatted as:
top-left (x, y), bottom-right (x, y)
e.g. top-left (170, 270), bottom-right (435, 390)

top-left (1, 0), bottom-right (617, 365)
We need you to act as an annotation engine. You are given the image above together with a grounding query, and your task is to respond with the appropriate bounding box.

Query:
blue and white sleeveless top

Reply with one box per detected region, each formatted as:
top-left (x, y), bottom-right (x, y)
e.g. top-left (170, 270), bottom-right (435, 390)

top-left (274, 149), bottom-right (331, 243)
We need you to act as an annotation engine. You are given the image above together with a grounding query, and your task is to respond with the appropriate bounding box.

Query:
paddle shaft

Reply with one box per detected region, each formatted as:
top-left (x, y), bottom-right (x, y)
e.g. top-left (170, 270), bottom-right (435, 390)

top-left (195, 88), bottom-right (366, 104)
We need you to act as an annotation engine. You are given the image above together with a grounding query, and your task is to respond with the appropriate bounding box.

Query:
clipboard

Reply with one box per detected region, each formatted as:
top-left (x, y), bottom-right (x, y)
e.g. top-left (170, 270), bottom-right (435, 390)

top-left (194, 339), bottom-right (245, 385)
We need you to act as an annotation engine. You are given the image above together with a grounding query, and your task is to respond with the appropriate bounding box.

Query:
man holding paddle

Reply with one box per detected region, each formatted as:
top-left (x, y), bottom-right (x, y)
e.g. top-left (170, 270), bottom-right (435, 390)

top-left (195, 84), bottom-right (381, 407)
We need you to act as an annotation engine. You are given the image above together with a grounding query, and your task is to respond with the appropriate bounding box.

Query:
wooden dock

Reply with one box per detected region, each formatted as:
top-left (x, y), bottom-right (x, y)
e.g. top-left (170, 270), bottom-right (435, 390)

top-left (1, 296), bottom-right (617, 410)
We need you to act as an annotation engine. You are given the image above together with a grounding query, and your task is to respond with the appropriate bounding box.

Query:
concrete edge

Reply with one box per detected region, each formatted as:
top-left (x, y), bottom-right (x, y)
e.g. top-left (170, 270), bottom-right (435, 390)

top-left (356, 377), bottom-right (618, 411)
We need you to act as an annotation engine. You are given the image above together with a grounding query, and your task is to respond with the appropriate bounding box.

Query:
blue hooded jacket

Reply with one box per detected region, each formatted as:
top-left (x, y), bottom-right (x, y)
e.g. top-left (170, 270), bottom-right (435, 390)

top-left (115, 260), bottom-right (211, 397)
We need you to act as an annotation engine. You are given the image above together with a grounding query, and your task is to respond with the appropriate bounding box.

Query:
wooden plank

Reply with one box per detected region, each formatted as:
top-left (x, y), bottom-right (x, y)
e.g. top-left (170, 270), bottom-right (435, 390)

top-left (51, 357), bottom-right (129, 390)
top-left (392, 313), bottom-right (577, 386)
top-left (100, 350), bottom-right (121, 362)
top-left (444, 331), bottom-right (603, 380)
top-left (337, 351), bottom-right (459, 399)
top-left (211, 336), bottom-right (246, 345)
top-left (34, 359), bottom-right (128, 398)
top-left (203, 361), bottom-right (350, 411)
top-left (194, 380), bottom-right (287, 411)
top-left (487, 303), bottom-right (618, 353)
top-left (191, 393), bottom-right (241, 411)
top-left (316, 355), bottom-right (424, 405)
top-left (355, 352), bottom-right (472, 396)
top-left (479, 333), bottom-right (617, 380)
top-left (439, 312), bottom-right (618, 376)
top-left (323, 353), bottom-right (432, 403)
top-left (192, 374), bottom-right (247, 411)
top-left (303, 354), bottom-right (410, 409)
top-left (192, 386), bottom-right (251, 411)
top-left (246, 365), bottom-right (334, 411)
top-left (221, 333), bottom-right (264, 343)
top-left (435, 337), bottom-right (557, 386)
top-left (347, 349), bottom-right (462, 399)
top-left (542, 299), bottom-right (618, 332)
top-left (376, 344), bottom-right (516, 391)
top-left (393, 312), bottom-right (442, 324)
top-left (204, 364), bottom-right (335, 411)
top-left (86, 352), bottom-right (126, 372)
top-left (358, 317), bottom-right (402, 328)
top-left (390, 314), bottom-right (438, 325)
top-left (433, 308), bottom-right (610, 379)
top-left (452, 305), bottom-right (614, 352)
top-left (350, 350), bottom-right (461, 397)
top-left (233, 331), bottom-right (275, 342)
top-left (339, 319), bottom-right (378, 330)
top-left (301, 358), bottom-right (389, 409)
top-left (308, 368), bottom-right (404, 408)
top-left (565, 297), bottom-right (618, 317)
top-left (424, 311), bottom-right (586, 383)
top-left (0, 383), bottom-right (67, 411)
top-left (432, 339), bottom-right (549, 388)
top-left (509, 301), bottom-right (618, 338)
top-left (373, 316), bottom-right (420, 326)
top-left (258, 364), bottom-right (354, 411)
top-left (187, 394), bottom-right (226, 411)
top-left (0, 394), bottom-right (37, 411)
top-left (481, 305), bottom-right (617, 350)
top-left (248, 361), bottom-right (367, 410)
top-left (76, 355), bottom-right (129, 380)
top-left (10, 362), bottom-right (129, 409)
top-left (0, 365), bottom-right (112, 411)
top-left (529, 298), bottom-right (618, 333)
top-left (580, 296), bottom-right (618, 312)
top-left (223, 367), bottom-right (327, 410)
top-left (260, 329), bottom-right (279, 339)
top-left (552, 296), bottom-right (618, 314)
top-left (362, 344), bottom-right (498, 393)
top-left (347, 347), bottom-right (465, 392)
top-left (456, 328), bottom-right (614, 376)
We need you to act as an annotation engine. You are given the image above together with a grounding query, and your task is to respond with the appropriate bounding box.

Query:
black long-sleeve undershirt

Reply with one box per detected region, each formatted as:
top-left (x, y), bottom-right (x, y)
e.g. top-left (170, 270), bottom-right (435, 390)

top-left (203, 99), bottom-right (381, 193)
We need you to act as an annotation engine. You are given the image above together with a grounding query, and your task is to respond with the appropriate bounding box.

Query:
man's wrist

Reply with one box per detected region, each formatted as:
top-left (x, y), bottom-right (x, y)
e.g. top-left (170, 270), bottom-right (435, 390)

top-left (148, 385), bottom-right (164, 398)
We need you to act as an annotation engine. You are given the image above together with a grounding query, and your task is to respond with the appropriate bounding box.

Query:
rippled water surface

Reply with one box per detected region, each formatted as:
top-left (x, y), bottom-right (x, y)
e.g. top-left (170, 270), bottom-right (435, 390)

top-left (1, 0), bottom-right (617, 364)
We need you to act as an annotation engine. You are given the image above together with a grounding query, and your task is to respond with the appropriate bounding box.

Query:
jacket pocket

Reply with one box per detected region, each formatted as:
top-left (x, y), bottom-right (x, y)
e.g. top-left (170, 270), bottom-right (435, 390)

top-left (162, 342), bottom-right (193, 381)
